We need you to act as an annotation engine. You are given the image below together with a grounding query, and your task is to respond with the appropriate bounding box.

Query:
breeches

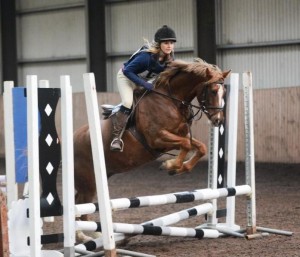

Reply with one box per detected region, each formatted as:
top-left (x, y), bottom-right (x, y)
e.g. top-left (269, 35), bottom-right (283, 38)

top-left (117, 69), bottom-right (137, 109)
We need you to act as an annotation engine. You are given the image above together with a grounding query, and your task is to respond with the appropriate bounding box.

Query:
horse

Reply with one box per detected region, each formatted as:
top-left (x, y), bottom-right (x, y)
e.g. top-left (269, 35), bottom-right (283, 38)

top-left (73, 58), bottom-right (230, 241)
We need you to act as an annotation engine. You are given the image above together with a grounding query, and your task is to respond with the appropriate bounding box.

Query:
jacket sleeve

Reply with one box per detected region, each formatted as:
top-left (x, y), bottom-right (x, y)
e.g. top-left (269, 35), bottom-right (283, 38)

top-left (123, 52), bottom-right (152, 88)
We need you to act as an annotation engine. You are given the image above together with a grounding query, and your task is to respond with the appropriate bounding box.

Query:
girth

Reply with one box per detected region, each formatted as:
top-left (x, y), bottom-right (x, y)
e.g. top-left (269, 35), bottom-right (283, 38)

top-left (128, 126), bottom-right (162, 159)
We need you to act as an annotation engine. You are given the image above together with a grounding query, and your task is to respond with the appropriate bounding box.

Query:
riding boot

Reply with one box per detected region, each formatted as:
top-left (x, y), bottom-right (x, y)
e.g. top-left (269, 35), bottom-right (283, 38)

top-left (110, 106), bottom-right (131, 152)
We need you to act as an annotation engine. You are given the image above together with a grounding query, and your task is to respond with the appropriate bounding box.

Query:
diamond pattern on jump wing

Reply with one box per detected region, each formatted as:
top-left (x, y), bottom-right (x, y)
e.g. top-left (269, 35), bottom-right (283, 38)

top-left (45, 134), bottom-right (53, 146)
top-left (44, 104), bottom-right (52, 116)
top-left (219, 124), bottom-right (224, 135)
top-left (219, 148), bottom-right (224, 158)
top-left (46, 162), bottom-right (54, 175)
top-left (218, 174), bottom-right (223, 185)
top-left (46, 193), bottom-right (54, 205)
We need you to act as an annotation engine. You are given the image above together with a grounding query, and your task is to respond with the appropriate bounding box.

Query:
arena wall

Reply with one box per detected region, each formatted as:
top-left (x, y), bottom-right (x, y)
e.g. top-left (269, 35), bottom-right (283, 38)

top-left (0, 86), bottom-right (299, 163)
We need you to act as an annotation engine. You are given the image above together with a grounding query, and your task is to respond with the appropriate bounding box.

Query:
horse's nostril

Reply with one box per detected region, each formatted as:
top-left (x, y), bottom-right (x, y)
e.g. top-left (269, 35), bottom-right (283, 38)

top-left (213, 118), bottom-right (222, 127)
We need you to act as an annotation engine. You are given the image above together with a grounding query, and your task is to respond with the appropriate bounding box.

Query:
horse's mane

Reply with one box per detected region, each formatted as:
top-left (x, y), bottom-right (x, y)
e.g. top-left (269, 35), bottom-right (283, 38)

top-left (156, 58), bottom-right (222, 88)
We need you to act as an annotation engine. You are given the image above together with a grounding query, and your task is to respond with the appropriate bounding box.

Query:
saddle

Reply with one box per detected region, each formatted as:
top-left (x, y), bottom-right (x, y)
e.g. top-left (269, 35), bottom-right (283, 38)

top-left (102, 87), bottom-right (147, 119)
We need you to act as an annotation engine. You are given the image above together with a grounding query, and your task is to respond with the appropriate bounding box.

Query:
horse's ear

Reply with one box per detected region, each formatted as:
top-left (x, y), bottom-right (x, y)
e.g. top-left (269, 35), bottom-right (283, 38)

top-left (222, 70), bottom-right (231, 78)
top-left (205, 68), bottom-right (213, 78)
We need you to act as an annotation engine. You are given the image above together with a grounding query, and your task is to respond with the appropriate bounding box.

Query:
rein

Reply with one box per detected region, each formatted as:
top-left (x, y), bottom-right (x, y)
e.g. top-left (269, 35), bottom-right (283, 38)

top-left (151, 84), bottom-right (225, 121)
top-left (151, 89), bottom-right (202, 121)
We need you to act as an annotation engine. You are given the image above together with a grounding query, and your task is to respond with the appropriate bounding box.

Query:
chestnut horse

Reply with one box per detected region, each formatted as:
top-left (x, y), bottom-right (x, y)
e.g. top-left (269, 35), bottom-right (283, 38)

top-left (73, 59), bottom-right (230, 240)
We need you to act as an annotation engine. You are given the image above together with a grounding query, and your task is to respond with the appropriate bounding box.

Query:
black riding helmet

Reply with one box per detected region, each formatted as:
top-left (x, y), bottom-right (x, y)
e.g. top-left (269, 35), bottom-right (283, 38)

top-left (154, 25), bottom-right (177, 43)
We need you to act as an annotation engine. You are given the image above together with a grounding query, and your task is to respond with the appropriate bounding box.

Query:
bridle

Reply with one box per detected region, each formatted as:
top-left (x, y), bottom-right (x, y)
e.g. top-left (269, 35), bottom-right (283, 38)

top-left (150, 81), bottom-right (226, 122)
top-left (199, 81), bottom-right (226, 120)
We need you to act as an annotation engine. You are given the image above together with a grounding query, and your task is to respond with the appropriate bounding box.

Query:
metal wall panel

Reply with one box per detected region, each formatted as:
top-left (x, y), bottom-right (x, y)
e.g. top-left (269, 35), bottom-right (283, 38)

top-left (17, 0), bottom-right (84, 10)
top-left (18, 9), bottom-right (86, 60)
top-left (106, 0), bottom-right (194, 52)
top-left (215, 0), bottom-right (300, 89)
top-left (16, 2), bottom-right (87, 91)
top-left (105, 0), bottom-right (196, 91)
top-left (216, 0), bottom-right (300, 44)
top-left (217, 45), bottom-right (300, 89)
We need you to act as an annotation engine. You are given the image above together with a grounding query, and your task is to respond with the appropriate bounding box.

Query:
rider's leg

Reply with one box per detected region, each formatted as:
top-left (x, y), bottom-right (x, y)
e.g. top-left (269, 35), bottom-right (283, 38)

top-left (110, 105), bottom-right (131, 151)
top-left (110, 69), bottom-right (135, 151)
top-left (117, 69), bottom-right (136, 109)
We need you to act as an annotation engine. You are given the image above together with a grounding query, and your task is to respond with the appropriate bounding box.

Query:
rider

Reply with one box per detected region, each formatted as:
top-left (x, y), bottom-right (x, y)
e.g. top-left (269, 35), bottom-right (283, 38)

top-left (110, 25), bottom-right (177, 151)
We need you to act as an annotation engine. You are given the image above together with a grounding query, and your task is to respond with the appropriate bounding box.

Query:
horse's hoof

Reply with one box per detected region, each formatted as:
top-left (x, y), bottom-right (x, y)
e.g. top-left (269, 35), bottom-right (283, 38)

top-left (76, 230), bottom-right (94, 243)
top-left (159, 163), bottom-right (166, 170)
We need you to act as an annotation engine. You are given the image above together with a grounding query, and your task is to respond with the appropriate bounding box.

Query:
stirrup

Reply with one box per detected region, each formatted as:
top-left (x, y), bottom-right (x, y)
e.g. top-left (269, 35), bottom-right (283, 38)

top-left (110, 138), bottom-right (124, 152)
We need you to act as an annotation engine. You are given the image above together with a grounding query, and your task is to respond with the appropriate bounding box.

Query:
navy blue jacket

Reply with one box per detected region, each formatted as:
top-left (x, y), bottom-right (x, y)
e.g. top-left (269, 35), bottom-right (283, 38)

top-left (123, 51), bottom-right (167, 89)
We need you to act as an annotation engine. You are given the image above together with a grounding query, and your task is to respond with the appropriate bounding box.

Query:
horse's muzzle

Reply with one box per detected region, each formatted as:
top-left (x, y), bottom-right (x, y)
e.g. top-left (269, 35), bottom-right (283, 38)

top-left (211, 115), bottom-right (224, 127)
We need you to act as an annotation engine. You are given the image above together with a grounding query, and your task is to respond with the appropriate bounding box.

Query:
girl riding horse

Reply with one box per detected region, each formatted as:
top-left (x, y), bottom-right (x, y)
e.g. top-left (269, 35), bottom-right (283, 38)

top-left (111, 25), bottom-right (177, 151)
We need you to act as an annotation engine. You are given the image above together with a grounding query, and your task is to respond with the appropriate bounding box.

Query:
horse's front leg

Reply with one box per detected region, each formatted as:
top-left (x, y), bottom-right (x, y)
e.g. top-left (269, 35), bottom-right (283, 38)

top-left (175, 137), bottom-right (207, 174)
top-left (153, 130), bottom-right (192, 172)
top-left (161, 147), bottom-right (189, 173)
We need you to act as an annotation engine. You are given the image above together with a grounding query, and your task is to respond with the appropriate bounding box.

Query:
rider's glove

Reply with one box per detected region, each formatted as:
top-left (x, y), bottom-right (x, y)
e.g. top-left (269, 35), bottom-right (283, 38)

top-left (143, 82), bottom-right (154, 90)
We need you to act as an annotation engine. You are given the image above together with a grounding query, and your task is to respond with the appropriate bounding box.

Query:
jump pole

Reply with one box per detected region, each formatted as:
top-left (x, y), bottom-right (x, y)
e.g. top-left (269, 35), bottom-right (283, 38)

top-left (3, 81), bottom-right (18, 208)
top-left (225, 73), bottom-right (240, 230)
top-left (74, 203), bottom-right (215, 251)
top-left (207, 72), bottom-right (248, 232)
top-left (199, 73), bottom-right (240, 231)
top-left (243, 71), bottom-right (257, 234)
top-left (76, 222), bottom-right (220, 239)
top-left (83, 73), bottom-right (116, 257)
top-left (75, 203), bottom-right (214, 231)
top-left (60, 76), bottom-right (76, 257)
top-left (83, 73), bottom-right (161, 257)
top-left (108, 185), bottom-right (251, 210)
top-left (206, 125), bottom-right (219, 225)
top-left (27, 75), bottom-right (42, 257)
top-left (74, 184), bottom-right (251, 250)
top-left (242, 72), bottom-right (292, 237)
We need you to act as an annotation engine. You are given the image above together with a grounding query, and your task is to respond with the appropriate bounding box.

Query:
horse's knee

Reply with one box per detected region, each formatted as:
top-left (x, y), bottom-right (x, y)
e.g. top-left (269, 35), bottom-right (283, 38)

top-left (199, 143), bottom-right (207, 156)
top-left (192, 141), bottom-right (207, 157)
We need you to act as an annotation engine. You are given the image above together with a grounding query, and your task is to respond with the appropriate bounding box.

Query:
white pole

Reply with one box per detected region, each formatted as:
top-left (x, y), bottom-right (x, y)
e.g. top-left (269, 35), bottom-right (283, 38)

top-left (39, 80), bottom-right (49, 88)
top-left (83, 73), bottom-right (116, 256)
top-left (3, 81), bottom-right (18, 208)
top-left (243, 72), bottom-right (257, 234)
top-left (60, 76), bottom-right (75, 256)
top-left (27, 75), bottom-right (42, 257)
top-left (206, 126), bottom-right (219, 225)
top-left (144, 203), bottom-right (213, 227)
top-left (225, 73), bottom-right (240, 230)
top-left (110, 185), bottom-right (251, 210)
